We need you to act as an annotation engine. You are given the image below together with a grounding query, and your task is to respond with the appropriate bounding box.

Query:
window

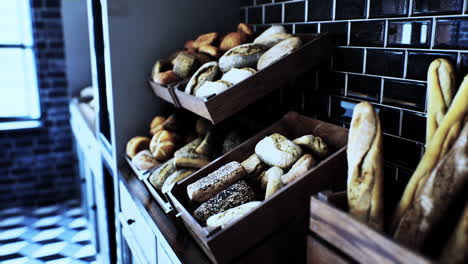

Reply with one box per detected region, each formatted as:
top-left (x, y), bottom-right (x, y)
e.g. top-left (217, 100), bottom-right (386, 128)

top-left (0, 0), bottom-right (40, 124)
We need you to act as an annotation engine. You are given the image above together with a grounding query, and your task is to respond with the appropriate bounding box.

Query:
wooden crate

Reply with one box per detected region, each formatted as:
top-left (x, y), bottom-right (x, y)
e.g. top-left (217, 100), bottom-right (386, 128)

top-left (149, 33), bottom-right (332, 124)
top-left (309, 192), bottom-right (432, 264)
top-left (167, 112), bottom-right (348, 263)
top-left (125, 156), bottom-right (172, 213)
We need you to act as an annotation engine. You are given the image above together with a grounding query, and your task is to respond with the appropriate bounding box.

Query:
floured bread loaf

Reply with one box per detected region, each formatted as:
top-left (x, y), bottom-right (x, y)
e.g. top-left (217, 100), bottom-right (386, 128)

top-left (195, 80), bottom-right (233, 98)
top-left (221, 68), bottom-right (256, 85)
top-left (255, 133), bottom-right (302, 169)
top-left (185, 61), bottom-right (219, 95)
top-left (347, 102), bottom-right (384, 231)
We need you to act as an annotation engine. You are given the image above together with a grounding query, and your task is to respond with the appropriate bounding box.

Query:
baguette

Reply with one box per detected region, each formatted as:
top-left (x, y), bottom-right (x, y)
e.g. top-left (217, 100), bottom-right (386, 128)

top-left (174, 138), bottom-right (211, 168)
top-left (347, 102), bottom-right (384, 231)
top-left (161, 169), bottom-right (195, 194)
top-left (255, 133), bottom-right (302, 169)
top-left (148, 158), bottom-right (177, 191)
top-left (392, 75), bottom-right (468, 231)
top-left (193, 180), bottom-right (255, 224)
top-left (281, 154), bottom-right (316, 185)
top-left (427, 58), bottom-right (456, 143)
top-left (440, 202), bottom-right (468, 264)
top-left (187, 161), bottom-right (246, 202)
top-left (264, 167), bottom-right (284, 199)
top-left (206, 201), bottom-right (261, 228)
top-left (393, 120), bottom-right (468, 250)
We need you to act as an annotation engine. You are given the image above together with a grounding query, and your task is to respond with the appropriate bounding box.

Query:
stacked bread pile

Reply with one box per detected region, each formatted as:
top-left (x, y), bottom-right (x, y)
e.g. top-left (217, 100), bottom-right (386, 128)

top-left (185, 132), bottom-right (332, 228)
top-left (345, 59), bottom-right (468, 263)
top-left (150, 24), bottom-right (302, 99)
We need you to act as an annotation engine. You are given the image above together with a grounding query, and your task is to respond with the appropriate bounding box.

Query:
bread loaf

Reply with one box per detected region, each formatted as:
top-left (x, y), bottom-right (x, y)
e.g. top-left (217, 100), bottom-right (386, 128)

top-left (219, 43), bottom-right (266, 72)
top-left (187, 161), bottom-right (246, 202)
top-left (347, 102), bottom-right (384, 231)
top-left (149, 158), bottom-right (177, 191)
top-left (253, 25), bottom-right (287, 43)
top-left (254, 33), bottom-right (293, 48)
top-left (427, 58), bottom-right (456, 143)
top-left (126, 136), bottom-right (151, 158)
top-left (255, 133), bottom-right (302, 169)
top-left (174, 138), bottom-right (211, 168)
top-left (393, 120), bottom-right (468, 250)
top-left (221, 67), bottom-right (256, 85)
top-left (293, 135), bottom-right (330, 159)
top-left (206, 201), bottom-right (261, 228)
top-left (195, 80), bottom-right (232, 98)
top-left (185, 61), bottom-right (219, 95)
top-left (281, 154), bottom-right (316, 185)
top-left (265, 167), bottom-right (284, 199)
top-left (192, 180), bottom-right (255, 224)
top-left (131, 150), bottom-right (160, 171)
top-left (257, 37), bottom-right (302, 70)
top-left (440, 202), bottom-right (468, 264)
top-left (173, 51), bottom-right (198, 79)
top-left (149, 116), bottom-right (166, 135)
top-left (161, 169), bottom-right (195, 194)
top-left (392, 75), bottom-right (468, 230)
top-left (150, 130), bottom-right (177, 161)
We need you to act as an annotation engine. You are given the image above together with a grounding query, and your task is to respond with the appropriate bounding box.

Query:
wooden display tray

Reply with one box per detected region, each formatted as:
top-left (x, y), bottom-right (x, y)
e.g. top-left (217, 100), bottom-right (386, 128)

top-left (167, 112), bottom-right (348, 263)
top-left (149, 33), bottom-right (332, 124)
top-left (125, 156), bottom-right (172, 214)
top-left (309, 192), bottom-right (432, 264)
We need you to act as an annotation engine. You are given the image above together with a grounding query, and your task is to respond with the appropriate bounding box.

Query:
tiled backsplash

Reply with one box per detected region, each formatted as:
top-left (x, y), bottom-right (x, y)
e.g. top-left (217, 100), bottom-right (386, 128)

top-left (241, 0), bottom-right (467, 202)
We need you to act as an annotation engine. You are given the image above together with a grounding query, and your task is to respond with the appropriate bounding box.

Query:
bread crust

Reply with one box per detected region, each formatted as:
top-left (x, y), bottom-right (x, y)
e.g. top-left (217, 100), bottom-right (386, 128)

top-left (265, 167), bottom-right (284, 199)
top-left (257, 37), bottom-right (302, 70)
top-left (126, 136), bottom-right (151, 158)
top-left (255, 133), bottom-right (302, 169)
top-left (281, 154), bottom-right (316, 185)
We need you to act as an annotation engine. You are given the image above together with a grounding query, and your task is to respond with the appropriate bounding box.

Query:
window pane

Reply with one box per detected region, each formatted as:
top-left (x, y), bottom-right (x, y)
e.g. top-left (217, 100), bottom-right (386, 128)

top-left (0, 0), bottom-right (33, 45)
top-left (0, 48), bottom-right (39, 118)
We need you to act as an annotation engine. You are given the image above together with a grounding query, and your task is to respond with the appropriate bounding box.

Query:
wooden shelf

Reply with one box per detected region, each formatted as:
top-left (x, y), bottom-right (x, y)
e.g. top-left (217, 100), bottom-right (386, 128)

top-left (150, 33), bottom-right (333, 124)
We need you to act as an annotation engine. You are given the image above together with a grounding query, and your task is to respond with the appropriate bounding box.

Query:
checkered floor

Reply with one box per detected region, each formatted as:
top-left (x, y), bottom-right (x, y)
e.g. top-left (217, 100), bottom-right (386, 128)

top-left (0, 200), bottom-right (97, 264)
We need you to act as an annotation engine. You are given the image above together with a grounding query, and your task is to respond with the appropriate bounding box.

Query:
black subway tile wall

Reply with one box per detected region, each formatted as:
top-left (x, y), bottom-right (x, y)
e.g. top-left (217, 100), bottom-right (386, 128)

top-left (0, 1), bottom-right (76, 207)
top-left (241, 0), bottom-right (467, 183)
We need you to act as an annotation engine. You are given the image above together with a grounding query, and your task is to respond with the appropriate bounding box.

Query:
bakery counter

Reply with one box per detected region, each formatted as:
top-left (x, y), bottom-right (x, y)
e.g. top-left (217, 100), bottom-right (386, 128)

top-left (118, 167), bottom-right (211, 264)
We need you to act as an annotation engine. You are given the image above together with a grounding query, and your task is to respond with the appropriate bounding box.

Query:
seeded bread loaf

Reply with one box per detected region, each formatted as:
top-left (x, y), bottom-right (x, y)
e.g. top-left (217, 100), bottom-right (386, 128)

top-left (193, 180), bottom-right (255, 224)
top-left (187, 161), bottom-right (247, 202)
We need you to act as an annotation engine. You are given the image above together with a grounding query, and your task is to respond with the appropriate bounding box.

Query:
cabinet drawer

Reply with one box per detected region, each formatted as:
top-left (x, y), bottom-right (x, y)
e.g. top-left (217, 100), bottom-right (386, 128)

top-left (307, 235), bottom-right (350, 264)
top-left (120, 182), bottom-right (157, 263)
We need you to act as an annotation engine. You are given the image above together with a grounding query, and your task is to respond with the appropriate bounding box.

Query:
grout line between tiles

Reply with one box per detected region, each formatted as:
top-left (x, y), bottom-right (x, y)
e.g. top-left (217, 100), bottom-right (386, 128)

top-left (331, 95), bottom-right (427, 115)
top-left (344, 73), bottom-right (348, 96)
top-left (304, 0), bottom-right (308, 23)
top-left (347, 22), bottom-right (351, 46)
top-left (262, 5), bottom-right (266, 24)
top-left (333, 45), bottom-right (466, 53)
top-left (246, 8), bottom-right (249, 24)
top-left (281, 3), bottom-right (285, 24)
top-left (398, 109), bottom-right (403, 136)
top-left (456, 52), bottom-right (462, 73)
top-left (408, 0), bottom-right (413, 17)
top-left (335, 71), bottom-right (428, 83)
top-left (365, 0), bottom-right (370, 19)
top-left (403, 50), bottom-right (408, 78)
top-left (332, 0), bottom-right (336, 21)
top-left (384, 20), bottom-right (389, 47)
top-left (380, 78), bottom-right (384, 103)
top-left (463, 0), bottom-right (468, 14)
top-left (363, 48), bottom-right (367, 73)
top-left (430, 17), bottom-right (436, 49)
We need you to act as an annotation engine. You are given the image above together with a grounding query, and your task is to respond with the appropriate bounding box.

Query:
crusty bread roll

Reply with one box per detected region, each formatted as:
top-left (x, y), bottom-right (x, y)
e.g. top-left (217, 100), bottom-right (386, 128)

top-left (149, 116), bottom-right (166, 135)
top-left (185, 61), bottom-right (219, 95)
top-left (172, 51), bottom-right (198, 79)
top-left (265, 167), bottom-right (284, 199)
top-left (392, 75), bottom-right (468, 231)
top-left (255, 133), bottom-right (302, 169)
top-left (131, 150), bottom-right (160, 171)
top-left (195, 80), bottom-right (232, 98)
top-left (126, 136), bottom-right (151, 158)
top-left (161, 169), bottom-right (195, 194)
top-left (257, 37), bottom-right (302, 70)
top-left (254, 25), bottom-right (287, 43)
top-left (154, 70), bottom-right (180, 85)
top-left (184, 40), bottom-right (195, 50)
top-left (174, 138), bottom-right (211, 168)
top-left (206, 201), bottom-right (261, 228)
top-left (198, 44), bottom-right (221, 58)
top-left (237, 23), bottom-right (253, 37)
top-left (293, 135), bottom-right (330, 159)
top-left (281, 154), bottom-right (316, 185)
top-left (148, 158), bottom-right (177, 191)
top-left (151, 60), bottom-right (172, 83)
top-left (347, 102), bottom-right (384, 231)
top-left (440, 202), bottom-right (468, 264)
top-left (393, 120), bottom-right (468, 250)
top-left (221, 67), bottom-right (256, 85)
top-left (193, 180), bottom-right (255, 224)
top-left (220, 32), bottom-right (247, 52)
top-left (187, 161), bottom-right (246, 202)
top-left (150, 130), bottom-right (177, 161)
top-left (427, 58), bottom-right (456, 144)
top-left (193, 32), bottom-right (219, 49)
top-left (219, 43), bottom-right (266, 72)
top-left (254, 33), bottom-right (293, 48)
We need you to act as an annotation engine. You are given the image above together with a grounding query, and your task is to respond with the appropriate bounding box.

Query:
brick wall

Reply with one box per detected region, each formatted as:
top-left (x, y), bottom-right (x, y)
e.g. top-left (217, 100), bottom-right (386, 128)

top-left (0, 0), bottom-right (77, 208)
top-left (241, 0), bottom-right (467, 208)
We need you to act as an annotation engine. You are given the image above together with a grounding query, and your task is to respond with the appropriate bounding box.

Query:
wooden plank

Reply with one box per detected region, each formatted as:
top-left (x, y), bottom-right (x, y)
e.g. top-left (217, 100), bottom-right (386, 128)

top-left (309, 197), bottom-right (432, 264)
top-left (307, 236), bottom-right (351, 264)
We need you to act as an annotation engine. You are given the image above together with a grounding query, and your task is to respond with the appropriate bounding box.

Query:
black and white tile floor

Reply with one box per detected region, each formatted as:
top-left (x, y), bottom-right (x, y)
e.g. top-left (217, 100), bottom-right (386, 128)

top-left (0, 200), bottom-right (97, 264)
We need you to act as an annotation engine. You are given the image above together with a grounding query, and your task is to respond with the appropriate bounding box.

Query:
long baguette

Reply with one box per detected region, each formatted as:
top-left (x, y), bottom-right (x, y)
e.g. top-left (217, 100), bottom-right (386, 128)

top-left (392, 75), bottom-right (468, 231)
top-left (393, 120), bottom-right (468, 250)
top-left (347, 102), bottom-right (384, 231)
top-left (427, 58), bottom-right (456, 144)
top-left (440, 202), bottom-right (468, 264)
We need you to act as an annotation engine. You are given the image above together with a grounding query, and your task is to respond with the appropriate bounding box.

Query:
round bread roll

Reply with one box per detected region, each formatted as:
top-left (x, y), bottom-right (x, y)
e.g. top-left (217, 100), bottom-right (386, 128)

top-left (218, 43), bottom-right (266, 72)
top-left (131, 150), bottom-right (160, 171)
top-left (195, 80), bottom-right (233, 98)
top-left (221, 67), bottom-right (256, 85)
top-left (126, 136), bottom-right (151, 158)
top-left (257, 37), bottom-right (302, 70)
top-left (185, 61), bottom-right (219, 95)
top-left (255, 133), bottom-right (302, 169)
top-left (173, 51), bottom-right (198, 79)
top-left (150, 130), bottom-right (177, 161)
top-left (153, 70), bottom-right (180, 85)
top-left (149, 116), bottom-right (166, 135)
